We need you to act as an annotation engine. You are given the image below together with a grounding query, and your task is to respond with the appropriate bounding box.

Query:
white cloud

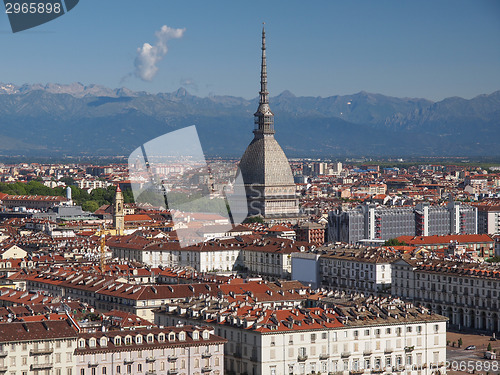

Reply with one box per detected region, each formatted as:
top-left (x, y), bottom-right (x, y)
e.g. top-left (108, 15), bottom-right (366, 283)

top-left (134, 25), bottom-right (186, 82)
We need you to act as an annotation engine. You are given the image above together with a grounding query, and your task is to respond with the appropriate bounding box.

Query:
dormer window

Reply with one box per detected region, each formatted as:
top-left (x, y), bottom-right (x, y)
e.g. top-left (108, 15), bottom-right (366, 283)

top-left (168, 333), bottom-right (175, 342)
top-left (158, 333), bottom-right (165, 342)
top-left (192, 331), bottom-right (199, 340)
top-left (203, 330), bottom-right (210, 340)
top-left (178, 331), bottom-right (186, 341)
top-left (147, 334), bottom-right (154, 343)
top-left (100, 337), bottom-right (107, 347)
top-left (135, 335), bottom-right (142, 344)
top-left (125, 336), bottom-right (132, 345)
top-left (78, 339), bottom-right (85, 348)
top-left (114, 337), bottom-right (121, 346)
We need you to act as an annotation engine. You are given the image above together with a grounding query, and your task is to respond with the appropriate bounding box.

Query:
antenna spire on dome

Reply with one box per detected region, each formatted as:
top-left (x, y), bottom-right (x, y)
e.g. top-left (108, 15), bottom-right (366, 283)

top-left (254, 24), bottom-right (274, 134)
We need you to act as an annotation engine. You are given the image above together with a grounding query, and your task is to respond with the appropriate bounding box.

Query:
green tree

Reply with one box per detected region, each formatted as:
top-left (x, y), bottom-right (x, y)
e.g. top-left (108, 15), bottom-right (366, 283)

top-left (485, 256), bottom-right (500, 263)
top-left (458, 338), bottom-right (462, 348)
top-left (82, 200), bottom-right (100, 213)
top-left (59, 176), bottom-right (75, 186)
top-left (244, 216), bottom-right (264, 224)
top-left (384, 238), bottom-right (408, 246)
top-left (487, 343), bottom-right (492, 352)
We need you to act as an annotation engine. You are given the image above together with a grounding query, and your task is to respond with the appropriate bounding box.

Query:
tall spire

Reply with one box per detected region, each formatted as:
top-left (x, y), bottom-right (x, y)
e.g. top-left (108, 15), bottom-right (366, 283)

top-left (254, 23), bottom-right (274, 135)
top-left (260, 24), bottom-right (268, 105)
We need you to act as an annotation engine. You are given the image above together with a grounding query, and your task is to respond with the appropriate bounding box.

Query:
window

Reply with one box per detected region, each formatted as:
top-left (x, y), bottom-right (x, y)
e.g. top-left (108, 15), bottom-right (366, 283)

top-left (81, 370), bottom-right (85, 375)
top-left (406, 327), bottom-right (412, 333)
top-left (364, 329), bottom-right (370, 336)
top-left (322, 332), bottom-right (327, 340)
top-left (116, 366), bottom-right (121, 374)
top-left (311, 333), bottom-right (316, 343)
top-left (137, 364), bottom-right (142, 372)
top-left (102, 368), bottom-right (106, 375)
top-left (298, 347), bottom-right (307, 358)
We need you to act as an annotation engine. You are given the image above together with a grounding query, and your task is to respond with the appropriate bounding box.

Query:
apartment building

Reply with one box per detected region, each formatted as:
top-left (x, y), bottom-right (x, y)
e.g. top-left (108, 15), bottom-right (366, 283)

top-left (319, 246), bottom-right (395, 293)
top-left (477, 202), bottom-right (500, 235)
top-left (391, 255), bottom-right (500, 333)
top-left (154, 295), bottom-right (447, 375)
top-left (75, 325), bottom-right (225, 375)
top-left (0, 319), bottom-right (78, 375)
top-left (107, 233), bottom-right (313, 279)
top-left (328, 201), bottom-right (478, 243)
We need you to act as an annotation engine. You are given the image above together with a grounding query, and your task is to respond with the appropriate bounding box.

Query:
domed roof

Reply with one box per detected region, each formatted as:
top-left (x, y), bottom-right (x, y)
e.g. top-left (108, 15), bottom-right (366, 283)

top-left (239, 134), bottom-right (295, 187)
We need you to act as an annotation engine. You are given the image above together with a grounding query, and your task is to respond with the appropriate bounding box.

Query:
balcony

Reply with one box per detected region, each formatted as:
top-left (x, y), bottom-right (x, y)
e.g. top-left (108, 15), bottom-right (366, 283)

top-left (124, 359), bottom-right (134, 365)
top-left (146, 372), bottom-right (157, 375)
top-left (349, 370), bottom-right (364, 375)
top-left (88, 362), bottom-right (99, 368)
top-left (0, 366), bottom-right (7, 373)
top-left (404, 346), bottom-right (414, 353)
top-left (250, 356), bottom-right (258, 362)
top-left (298, 354), bottom-right (308, 361)
top-left (233, 352), bottom-right (242, 358)
top-left (30, 347), bottom-right (54, 355)
top-left (201, 366), bottom-right (212, 373)
top-left (167, 370), bottom-right (179, 375)
top-left (384, 348), bottom-right (393, 354)
top-left (31, 363), bottom-right (53, 370)
top-left (167, 355), bottom-right (178, 362)
top-left (319, 353), bottom-right (329, 360)
top-left (202, 352), bottom-right (212, 358)
top-left (371, 368), bottom-right (384, 374)
top-left (0, 351), bottom-right (6, 357)
top-left (363, 351), bottom-right (372, 356)
top-left (146, 357), bottom-right (156, 363)
top-left (341, 352), bottom-right (350, 358)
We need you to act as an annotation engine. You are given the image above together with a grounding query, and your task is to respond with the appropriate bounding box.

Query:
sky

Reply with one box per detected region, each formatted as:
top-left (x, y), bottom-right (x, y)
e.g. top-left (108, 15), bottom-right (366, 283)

top-left (1, 0), bottom-right (499, 101)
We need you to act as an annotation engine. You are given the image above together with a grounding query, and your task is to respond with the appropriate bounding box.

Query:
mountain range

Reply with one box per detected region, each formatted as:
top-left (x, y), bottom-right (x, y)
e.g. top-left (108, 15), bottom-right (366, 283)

top-left (0, 82), bottom-right (499, 158)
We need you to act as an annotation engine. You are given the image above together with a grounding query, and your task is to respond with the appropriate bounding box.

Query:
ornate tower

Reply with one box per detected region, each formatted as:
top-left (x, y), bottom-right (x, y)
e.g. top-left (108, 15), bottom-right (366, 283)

top-left (237, 26), bottom-right (300, 221)
top-left (113, 185), bottom-right (125, 235)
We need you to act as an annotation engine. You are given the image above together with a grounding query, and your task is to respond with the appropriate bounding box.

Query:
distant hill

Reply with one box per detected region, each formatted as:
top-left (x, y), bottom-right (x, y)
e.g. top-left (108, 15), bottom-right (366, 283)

top-left (0, 83), bottom-right (499, 157)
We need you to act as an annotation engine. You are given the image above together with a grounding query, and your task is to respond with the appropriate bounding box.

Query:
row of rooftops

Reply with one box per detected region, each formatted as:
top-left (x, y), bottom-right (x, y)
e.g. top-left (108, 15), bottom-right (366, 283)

top-left (25, 269), bottom-right (310, 303)
top-left (0, 318), bottom-right (225, 350)
top-left (157, 292), bottom-right (446, 333)
top-left (75, 325), bottom-right (225, 353)
top-left (107, 232), bottom-right (314, 254)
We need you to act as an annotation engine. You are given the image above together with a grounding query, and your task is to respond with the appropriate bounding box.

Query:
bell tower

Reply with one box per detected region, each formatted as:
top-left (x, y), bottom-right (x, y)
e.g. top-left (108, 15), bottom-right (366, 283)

top-left (113, 185), bottom-right (125, 235)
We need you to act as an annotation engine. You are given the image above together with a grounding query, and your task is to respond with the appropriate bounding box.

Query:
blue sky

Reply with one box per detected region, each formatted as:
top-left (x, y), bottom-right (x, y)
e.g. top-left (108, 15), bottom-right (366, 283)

top-left (1, 0), bottom-right (499, 101)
